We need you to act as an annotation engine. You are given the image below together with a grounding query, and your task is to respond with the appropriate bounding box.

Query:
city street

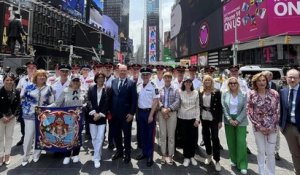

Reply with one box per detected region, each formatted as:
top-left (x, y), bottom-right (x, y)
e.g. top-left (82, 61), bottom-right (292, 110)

top-left (0, 121), bottom-right (296, 175)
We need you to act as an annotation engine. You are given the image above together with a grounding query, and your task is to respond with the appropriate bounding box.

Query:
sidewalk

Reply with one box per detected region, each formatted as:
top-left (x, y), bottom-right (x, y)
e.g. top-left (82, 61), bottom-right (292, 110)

top-left (0, 121), bottom-right (295, 175)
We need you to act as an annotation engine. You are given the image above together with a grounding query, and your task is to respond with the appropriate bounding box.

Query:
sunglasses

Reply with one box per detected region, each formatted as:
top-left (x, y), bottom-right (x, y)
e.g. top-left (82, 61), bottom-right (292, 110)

top-left (229, 82), bottom-right (238, 85)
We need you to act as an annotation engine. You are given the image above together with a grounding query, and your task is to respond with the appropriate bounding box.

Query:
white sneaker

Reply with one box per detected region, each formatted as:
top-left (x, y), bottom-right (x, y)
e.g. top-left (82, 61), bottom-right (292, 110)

top-left (72, 156), bottom-right (80, 163)
top-left (94, 160), bottom-right (101, 168)
top-left (190, 157), bottom-right (197, 166)
top-left (215, 162), bottom-right (221, 171)
top-left (63, 157), bottom-right (70, 165)
top-left (241, 169), bottom-right (247, 174)
top-left (204, 155), bottom-right (212, 165)
top-left (21, 160), bottom-right (29, 166)
top-left (231, 162), bottom-right (236, 167)
top-left (33, 153), bottom-right (41, 162)
top-left (183, 158), bottom-right (190, 167)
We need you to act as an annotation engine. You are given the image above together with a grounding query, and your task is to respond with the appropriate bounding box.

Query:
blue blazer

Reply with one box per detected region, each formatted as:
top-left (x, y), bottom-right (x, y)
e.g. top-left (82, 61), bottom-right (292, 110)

top-left (279, 87), bottom-right (300, 132)
top-left (87, 85), bottom-right (110, 125)
top-left (110, 78), bottom-right (137, 118)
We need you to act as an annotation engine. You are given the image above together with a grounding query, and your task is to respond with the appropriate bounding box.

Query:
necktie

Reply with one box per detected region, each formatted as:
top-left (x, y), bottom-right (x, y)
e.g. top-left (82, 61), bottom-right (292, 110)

top-left (289, 89), bottom-right (294, 114)
top-left (119, 80), bottom-right (123, 91)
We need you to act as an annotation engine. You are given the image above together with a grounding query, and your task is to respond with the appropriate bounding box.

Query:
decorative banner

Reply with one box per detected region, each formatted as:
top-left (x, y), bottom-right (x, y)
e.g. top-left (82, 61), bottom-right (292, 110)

top-left (35, 106), bottom-right (83, 152)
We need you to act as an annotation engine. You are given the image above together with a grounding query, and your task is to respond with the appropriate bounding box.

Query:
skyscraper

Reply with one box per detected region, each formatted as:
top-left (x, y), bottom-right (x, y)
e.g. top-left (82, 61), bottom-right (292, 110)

top-left (144, 0), bottom-right (161, 63)
top-left (104, 0), bottom-right (129, 39)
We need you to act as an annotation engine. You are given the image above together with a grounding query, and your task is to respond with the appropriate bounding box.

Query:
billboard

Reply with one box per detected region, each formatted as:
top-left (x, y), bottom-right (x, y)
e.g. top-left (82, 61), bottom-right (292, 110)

top-left (267, 0), bottom-right (300, 35)
top-left (0, 4), bottom-right (29, 54)
top-left (223, 0), bottom-right (268, 46)
top-left (102, 15), bottom-right (119, 51)
top-left (191, 7), bottom-right (223, 55)
top-left (89, 0), bottom-right (104, 29)
top-left (171, 0), bottom-right (222, 38)
top-left (45, 0), bottom-right (85, 19)
top-left (177, 30), bottom-right (190, 57)
top-left (148, 26), bottom-right (157, 63)
top-left (163, 31), bottom-right (174, 62)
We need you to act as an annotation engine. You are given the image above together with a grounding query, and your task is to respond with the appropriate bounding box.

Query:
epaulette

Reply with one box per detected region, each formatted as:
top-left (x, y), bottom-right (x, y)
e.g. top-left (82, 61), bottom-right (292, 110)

top-left (150, 81), bottom-right (156, 87)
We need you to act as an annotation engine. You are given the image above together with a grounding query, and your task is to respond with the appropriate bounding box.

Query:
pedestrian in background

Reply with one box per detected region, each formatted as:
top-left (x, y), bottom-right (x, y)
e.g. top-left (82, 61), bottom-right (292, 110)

top-left (199, 75), bottom-right (223, 171)
top-left (279, 69), bottom-right (300, 175)
top-left (178, 77), bottom-right (200, 167)
top-left (221, 77), bottom-right (248, 174)
top-left (21, 69), bottom-right (55, 166)
top-left (158, 72), bottom-right (180, 165)
top-left (247, 73), bottom-right (279, 175)
top-left (0, 73), bottom-right (20, 166)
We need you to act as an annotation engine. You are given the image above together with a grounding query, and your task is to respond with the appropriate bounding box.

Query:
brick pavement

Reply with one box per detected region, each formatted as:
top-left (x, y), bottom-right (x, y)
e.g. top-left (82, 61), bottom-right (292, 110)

top-left (0, 121), bottom-right (296, 175)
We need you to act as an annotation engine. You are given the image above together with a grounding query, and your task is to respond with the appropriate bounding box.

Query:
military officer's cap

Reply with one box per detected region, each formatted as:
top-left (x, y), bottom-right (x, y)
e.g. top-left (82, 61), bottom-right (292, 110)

top-left (132, 64), bottom-right (142, 70)
top-left (59, 64), bottom-right (71, 71)
top-left (25, 61), bottom-right (37, 67)
top-left (175, 66), bottom-right (186, 73)
top-left (140, 67), bottom-right (153, 74)
top-left (204, 66), bottom-right (216, 72)
top-left (228, 65), bottom-right (240, 71)
top-left (188, 65), bottom-right (197, 72)
top-left (81, 64), bottom-right (92, 70)
top-left (156, 65), bottom-right (165, 71)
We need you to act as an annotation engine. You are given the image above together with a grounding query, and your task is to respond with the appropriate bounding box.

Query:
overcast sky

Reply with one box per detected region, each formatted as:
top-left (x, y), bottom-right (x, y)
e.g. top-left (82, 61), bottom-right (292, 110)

top-left (129, 0), bottom-right (175, 53)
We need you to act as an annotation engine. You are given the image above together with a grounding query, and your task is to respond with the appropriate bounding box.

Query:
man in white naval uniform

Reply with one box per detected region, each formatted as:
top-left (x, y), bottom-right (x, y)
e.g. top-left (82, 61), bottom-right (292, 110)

top-left (188, 65), bottom-right (202, 91)
top-left (172, 66), bottom-right (186, 91)
top-left (152, 65), bottom-right (165, 90)
top-left (51, 64), bottom-right (71, 100)
top-left (220, 65), bottom-right (249, 93)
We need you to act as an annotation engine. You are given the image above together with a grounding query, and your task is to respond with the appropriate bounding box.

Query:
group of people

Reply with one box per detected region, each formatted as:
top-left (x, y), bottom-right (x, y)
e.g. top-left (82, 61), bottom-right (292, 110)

top-left (0, 61), bottom-right (299, 175)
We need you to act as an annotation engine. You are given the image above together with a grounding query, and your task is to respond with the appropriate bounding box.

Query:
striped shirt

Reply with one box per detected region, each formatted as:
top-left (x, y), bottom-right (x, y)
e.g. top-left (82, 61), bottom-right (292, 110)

top-left (178, 90), bottom-right (200, 120)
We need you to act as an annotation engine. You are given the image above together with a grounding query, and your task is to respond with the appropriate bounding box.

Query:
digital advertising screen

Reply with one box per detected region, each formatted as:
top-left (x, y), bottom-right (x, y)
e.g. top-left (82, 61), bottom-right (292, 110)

top-left (148, 26), bottom-right (157, 63)
top-left (89, 0), bottom-right (104, 29)
top-left (44, 0), bottom-right (85, 19)
top-left (0, 4), bottom-right (29, 54)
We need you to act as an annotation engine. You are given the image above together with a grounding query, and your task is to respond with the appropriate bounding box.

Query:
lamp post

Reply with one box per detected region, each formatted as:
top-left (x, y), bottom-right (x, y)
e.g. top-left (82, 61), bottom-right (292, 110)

top-left (233, 19), bottom-right (238, 66)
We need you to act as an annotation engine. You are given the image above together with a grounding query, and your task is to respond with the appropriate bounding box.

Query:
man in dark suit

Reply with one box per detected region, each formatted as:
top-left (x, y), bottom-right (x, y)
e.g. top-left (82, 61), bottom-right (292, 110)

top-left (279, 69), bottom-right (300, 174)
top-left (110, 64), bottom-right (137, 164)
top-left (7, 12), bottom-right (27, 55)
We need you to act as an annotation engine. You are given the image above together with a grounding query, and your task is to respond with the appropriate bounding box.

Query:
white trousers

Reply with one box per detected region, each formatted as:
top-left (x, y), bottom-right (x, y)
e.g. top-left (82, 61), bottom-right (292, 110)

top-left (23, 119), bottom-right (41, 161)
top-left (253, 131), bottom-right (277, 175)
top-left (89, 124), bottom-right (105, 161)
top-left (0, 118), bottom-right (15, 157)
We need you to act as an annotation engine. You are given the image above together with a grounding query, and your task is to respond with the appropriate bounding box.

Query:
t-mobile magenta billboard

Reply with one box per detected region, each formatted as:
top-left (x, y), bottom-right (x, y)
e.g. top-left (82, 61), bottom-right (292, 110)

top-left (223, 0), bottom-right (300, 46)
top-left (267, 0), bottom-right (300, 35)
top-left (223, 0), bottom-right (268, 46)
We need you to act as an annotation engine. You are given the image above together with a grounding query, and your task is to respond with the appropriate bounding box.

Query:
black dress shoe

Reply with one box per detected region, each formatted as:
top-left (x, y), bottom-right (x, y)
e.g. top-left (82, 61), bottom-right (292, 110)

top-left (108, 144), bottom-right (115, 150)
top-left (146, 158), bottom-right (154, 167)
top-left (112, 152), bottom-right (123, 160)
top-left (16, 140), bottom-right (23, 146)
top-left (123, 155), bottom-right (131, 164)
top-left (136, 154), bottom-right (146, 160)
top-left (219, 144), bottom-right (224, 150)
top-left (275, 152), bottom-right (281, 160)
